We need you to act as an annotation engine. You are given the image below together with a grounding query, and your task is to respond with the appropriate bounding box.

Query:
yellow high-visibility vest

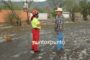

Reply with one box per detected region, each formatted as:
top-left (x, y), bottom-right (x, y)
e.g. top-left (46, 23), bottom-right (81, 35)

top-left (31, 18), bottom-right (41, 29)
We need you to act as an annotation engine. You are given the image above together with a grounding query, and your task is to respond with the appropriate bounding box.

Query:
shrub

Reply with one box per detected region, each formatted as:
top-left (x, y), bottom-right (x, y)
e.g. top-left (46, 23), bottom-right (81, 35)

top-left (5, 12), bottom-right (21, 26)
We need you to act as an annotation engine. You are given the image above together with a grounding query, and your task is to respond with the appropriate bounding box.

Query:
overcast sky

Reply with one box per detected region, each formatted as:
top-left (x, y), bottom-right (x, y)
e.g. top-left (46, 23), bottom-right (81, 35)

top-left (4, 0), bottom-right (46, 2)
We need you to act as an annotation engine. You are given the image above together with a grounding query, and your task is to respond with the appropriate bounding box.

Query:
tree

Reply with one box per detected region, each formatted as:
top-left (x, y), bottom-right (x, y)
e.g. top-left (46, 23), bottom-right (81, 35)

top-left (79, 0), bottom-right (88, 21)
top-left (87, 2), bottom-right (90, 15)
top-left (23, 0), bottom-right (33, 25)
top-left (64, 0), bottom-right (79, 22)
top-left (5, 13), bottom-right (21, 26)
top-left (2, 0), bottom-right (21, 26)
top-left (47, 0), bottom-right (64, 17)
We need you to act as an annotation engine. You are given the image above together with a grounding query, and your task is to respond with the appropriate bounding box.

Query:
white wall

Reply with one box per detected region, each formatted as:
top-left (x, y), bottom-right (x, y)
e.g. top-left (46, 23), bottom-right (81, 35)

top-left (38, 13), bottom-right (48, 20)
top-left (63, 12), bottom-right (70, 19)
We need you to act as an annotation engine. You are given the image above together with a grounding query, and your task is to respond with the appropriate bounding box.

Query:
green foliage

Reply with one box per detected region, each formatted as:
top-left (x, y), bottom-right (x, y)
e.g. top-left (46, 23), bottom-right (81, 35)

top-left (33, 7), bottom-right (47, 13)
top-left (1, 1), bottom-right (22, 10)
top-left (79, 0), bottom-right (89, 20)
top-left (64, 0), bottom-right (78, 21)
top-left (51, 10), bottom-right (56, 17)
top-left (64, 0), bottom-right (90, 21)
top-left (1, 5), bottom-right (22, 10)
top-left (64, 0), bottom-right (80, 12)
top-left (87, 2), bottom-right (90, 15)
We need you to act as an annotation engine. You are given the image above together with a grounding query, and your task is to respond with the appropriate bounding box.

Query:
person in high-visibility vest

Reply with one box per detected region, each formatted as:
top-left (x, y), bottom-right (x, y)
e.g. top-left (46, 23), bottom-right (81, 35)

top-left (31, 10), bottom-right (41, 53)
